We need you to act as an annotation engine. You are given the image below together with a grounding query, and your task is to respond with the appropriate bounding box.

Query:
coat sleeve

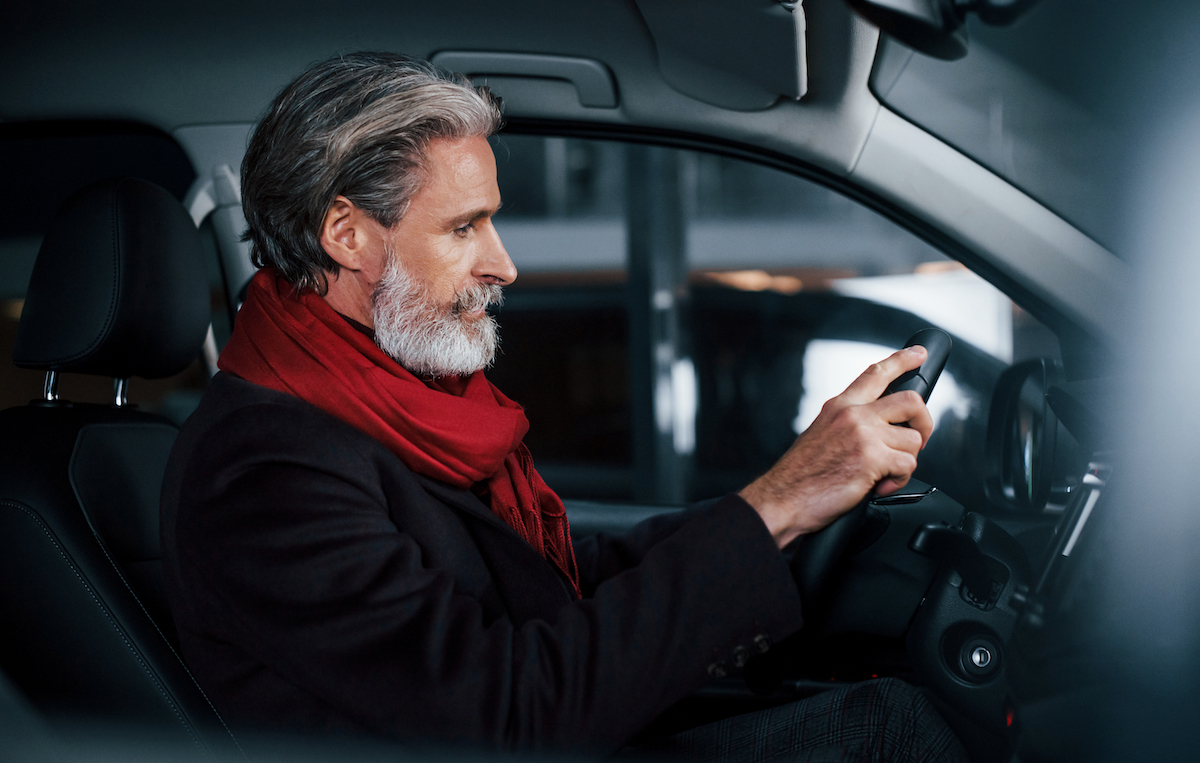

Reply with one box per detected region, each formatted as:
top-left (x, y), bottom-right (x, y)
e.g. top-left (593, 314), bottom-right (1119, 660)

top-left (573, 502), bottom-right (712, 596)
top-left (164, 399), bottom-right (805, 756)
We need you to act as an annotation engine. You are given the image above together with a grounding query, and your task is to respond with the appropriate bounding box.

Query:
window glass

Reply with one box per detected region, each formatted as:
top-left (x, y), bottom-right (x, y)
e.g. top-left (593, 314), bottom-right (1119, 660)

top-left (869, 0), bottom-right (1131, 254)
top-left (490, 134), bottom-right (1060, 512)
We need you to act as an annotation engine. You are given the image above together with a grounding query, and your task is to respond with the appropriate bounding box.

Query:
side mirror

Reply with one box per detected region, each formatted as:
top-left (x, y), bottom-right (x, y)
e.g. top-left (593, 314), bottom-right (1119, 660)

top-left (984, 358), bottom-right (1060, 512)
top-left (844, 0), bottom-right (1041, 60)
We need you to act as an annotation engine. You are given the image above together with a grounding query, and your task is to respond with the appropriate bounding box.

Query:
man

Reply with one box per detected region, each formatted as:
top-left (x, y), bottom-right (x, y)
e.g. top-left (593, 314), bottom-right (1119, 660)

top-left (160, 52), bottom-right (964, 760)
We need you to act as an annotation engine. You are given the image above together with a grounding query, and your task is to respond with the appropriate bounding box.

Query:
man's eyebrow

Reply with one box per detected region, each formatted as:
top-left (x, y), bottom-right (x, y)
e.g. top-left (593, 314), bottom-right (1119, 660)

top-left (448, 201), bottom-right (502, 228)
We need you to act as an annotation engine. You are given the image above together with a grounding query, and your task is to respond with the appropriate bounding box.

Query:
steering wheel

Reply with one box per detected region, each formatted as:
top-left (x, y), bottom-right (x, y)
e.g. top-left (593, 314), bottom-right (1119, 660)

top-left (792, 328), bottom-right (952, 604)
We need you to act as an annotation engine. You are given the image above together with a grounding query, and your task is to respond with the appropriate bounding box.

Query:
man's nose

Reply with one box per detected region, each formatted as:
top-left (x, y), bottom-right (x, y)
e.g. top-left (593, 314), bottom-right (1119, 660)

top-left (474, 223), bottom-right (517, 286)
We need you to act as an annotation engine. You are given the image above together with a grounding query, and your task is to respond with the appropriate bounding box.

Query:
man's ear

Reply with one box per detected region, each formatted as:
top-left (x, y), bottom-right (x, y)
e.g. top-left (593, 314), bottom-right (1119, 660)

top-left (319, 195), bottom-right (381, 271)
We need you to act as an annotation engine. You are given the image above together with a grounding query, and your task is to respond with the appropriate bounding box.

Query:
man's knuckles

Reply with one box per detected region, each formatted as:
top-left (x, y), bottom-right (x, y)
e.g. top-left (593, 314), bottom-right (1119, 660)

top-left (895, 450), bottom-right (918, 475)
top-left (819, 394), bottom-right (850, 418)
top-left (867, 438), bottom-right (902, 471)
top-left (883, 423), bottom-right (924, 451)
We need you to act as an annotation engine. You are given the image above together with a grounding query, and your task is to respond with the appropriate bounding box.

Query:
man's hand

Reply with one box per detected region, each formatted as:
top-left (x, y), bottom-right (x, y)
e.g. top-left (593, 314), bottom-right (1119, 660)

top-left (739, 345), bottom-right (935, 549)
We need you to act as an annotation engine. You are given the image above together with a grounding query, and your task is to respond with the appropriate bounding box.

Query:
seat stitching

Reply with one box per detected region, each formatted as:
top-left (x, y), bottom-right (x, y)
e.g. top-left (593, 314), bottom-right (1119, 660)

top-left (65, 427), bottom-right (244, 752)
top-left (0, 499), bottom-right (205, 752)
top-left (71, 424), bottom-right (192, 643)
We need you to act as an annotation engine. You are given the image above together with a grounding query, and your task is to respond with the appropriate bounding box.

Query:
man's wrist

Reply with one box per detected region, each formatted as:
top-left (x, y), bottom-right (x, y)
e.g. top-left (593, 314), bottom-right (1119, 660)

top-left (739, 482), bottom-right (802, 549)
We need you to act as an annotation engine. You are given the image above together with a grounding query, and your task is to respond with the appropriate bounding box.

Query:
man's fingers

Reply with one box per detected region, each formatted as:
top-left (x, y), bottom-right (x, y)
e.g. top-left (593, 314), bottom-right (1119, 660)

top-left (873, 390), bottom-right (935, 447)
top-left (838, 345), bottom-right (927, 405)
top-left (875, 474), bottom-right (911, 497)
top-left (873, 447), bottom-right (919, 496)
top-left (746, 342), bottom-right (939, 548)
top-left (878, 419), bottom-right (925, 453)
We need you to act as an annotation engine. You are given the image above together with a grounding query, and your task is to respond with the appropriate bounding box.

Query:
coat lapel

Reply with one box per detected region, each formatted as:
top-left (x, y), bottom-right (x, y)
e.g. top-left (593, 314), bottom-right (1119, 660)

top-left (414, 474), bottom-right (518, 535)
top-left (414, 474), bottom-right (576, 620)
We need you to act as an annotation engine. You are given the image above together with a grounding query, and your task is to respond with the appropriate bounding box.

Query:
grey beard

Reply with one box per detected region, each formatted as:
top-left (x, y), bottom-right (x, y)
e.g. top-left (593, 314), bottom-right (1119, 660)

top-left (371, 252), bottom-right (503, 378)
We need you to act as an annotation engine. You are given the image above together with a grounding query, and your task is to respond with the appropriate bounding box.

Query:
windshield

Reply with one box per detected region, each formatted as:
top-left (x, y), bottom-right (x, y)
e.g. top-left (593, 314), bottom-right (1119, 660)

top-left (870, 0), bottom-right (1137, 257)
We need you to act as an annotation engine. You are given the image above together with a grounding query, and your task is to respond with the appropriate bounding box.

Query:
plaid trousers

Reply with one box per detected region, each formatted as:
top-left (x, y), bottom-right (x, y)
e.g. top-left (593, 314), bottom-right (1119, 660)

top-left (625, 678), bottom-right (969, 763)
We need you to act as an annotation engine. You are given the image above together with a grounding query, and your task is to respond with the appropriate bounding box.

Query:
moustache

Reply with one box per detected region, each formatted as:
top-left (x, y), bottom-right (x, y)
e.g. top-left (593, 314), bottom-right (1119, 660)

top-left (451, 282), bottom-right (504, 316)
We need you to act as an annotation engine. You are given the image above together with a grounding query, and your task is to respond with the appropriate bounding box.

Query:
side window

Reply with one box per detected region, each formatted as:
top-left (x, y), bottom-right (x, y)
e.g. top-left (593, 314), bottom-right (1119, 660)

top-left (490, 135), bottom-right (1059, 510)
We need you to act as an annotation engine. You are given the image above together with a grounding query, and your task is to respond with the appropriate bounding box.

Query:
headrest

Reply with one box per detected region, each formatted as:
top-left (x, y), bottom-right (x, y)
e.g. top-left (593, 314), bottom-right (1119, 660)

top-left (13, 178), bottom-right (210, 379)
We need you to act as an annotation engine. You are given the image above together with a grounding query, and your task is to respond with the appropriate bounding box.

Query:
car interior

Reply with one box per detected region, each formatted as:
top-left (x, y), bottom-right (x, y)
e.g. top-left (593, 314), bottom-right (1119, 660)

top-left (0, 0), bottom-right (1161, 760)
top-left (0, 176), bottom-right (239, 753)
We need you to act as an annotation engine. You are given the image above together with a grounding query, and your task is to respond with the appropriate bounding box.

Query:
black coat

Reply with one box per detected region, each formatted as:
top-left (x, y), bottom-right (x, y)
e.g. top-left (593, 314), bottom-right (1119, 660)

top-left (161, 373), bottom-right (805, 754)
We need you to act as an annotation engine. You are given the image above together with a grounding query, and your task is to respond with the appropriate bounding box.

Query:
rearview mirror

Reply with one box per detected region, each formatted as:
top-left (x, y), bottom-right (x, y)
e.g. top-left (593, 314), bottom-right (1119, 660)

top-left (843, 0), bottom-right (1041, 60)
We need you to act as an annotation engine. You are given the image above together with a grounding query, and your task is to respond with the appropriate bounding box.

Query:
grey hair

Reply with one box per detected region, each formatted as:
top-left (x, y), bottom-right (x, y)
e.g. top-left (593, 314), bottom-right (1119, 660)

top-left (241, 51), bottom-right (503, 293)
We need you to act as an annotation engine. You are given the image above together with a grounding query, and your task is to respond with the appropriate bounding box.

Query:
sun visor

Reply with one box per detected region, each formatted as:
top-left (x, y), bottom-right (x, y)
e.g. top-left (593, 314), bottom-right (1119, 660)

top-left (634, 0), bottom-right (808, 111)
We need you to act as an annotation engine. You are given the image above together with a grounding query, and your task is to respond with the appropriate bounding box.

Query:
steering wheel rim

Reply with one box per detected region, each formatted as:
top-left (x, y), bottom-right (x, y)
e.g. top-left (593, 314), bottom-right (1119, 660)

top-left (790, 328), bottom-right (952, 607)
top-left (792, 502), bottom-right (869, 605)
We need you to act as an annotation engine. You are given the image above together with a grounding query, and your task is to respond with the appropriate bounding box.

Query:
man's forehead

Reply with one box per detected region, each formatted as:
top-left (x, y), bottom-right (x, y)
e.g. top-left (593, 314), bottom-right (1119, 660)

top-left (424, 135), bottom-right (496, 175)
top-left (418, 136), bottom-right (501, 219)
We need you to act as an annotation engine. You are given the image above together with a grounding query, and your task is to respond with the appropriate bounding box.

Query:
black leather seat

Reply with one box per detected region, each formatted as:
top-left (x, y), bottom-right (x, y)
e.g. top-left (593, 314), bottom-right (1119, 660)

top-left (0, 178), bottom-right (239, 755)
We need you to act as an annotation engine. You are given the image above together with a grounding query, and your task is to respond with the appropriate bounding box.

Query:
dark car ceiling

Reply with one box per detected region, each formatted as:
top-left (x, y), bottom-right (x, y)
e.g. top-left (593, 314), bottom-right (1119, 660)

top-left (4, 1), bottom-right (655, 128)
top-left (2, 2), bottom-right (872, 167)
top-left (2, 1), bottom-right (1127, 350)
top-left (0, 1), bottom-right (861, 247)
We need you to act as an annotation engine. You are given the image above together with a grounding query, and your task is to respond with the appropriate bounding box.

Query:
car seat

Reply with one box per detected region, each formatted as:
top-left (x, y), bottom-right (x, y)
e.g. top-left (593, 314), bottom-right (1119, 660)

top-left (0, 178), bottom-right (239, 755)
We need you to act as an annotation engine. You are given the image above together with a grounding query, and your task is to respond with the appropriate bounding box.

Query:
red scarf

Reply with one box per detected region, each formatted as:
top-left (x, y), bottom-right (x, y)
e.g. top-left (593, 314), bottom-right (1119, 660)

top-left (219, 269), bottom-right (580, 598)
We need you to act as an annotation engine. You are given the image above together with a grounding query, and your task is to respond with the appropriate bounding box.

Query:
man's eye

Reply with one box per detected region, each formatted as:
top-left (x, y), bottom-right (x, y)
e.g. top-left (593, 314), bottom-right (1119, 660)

top-left (453, 223), bottom-right (473, 237)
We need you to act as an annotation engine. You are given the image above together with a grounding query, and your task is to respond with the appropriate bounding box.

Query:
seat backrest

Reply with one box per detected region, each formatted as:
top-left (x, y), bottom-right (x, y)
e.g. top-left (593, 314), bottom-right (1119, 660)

top-left (0, 178), bottom-right (239, 756)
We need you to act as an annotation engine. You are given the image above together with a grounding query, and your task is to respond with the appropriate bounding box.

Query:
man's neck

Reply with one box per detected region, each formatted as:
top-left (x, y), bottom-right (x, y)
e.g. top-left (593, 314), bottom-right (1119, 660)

top-left (338, 312), bottom-right (376, 340)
